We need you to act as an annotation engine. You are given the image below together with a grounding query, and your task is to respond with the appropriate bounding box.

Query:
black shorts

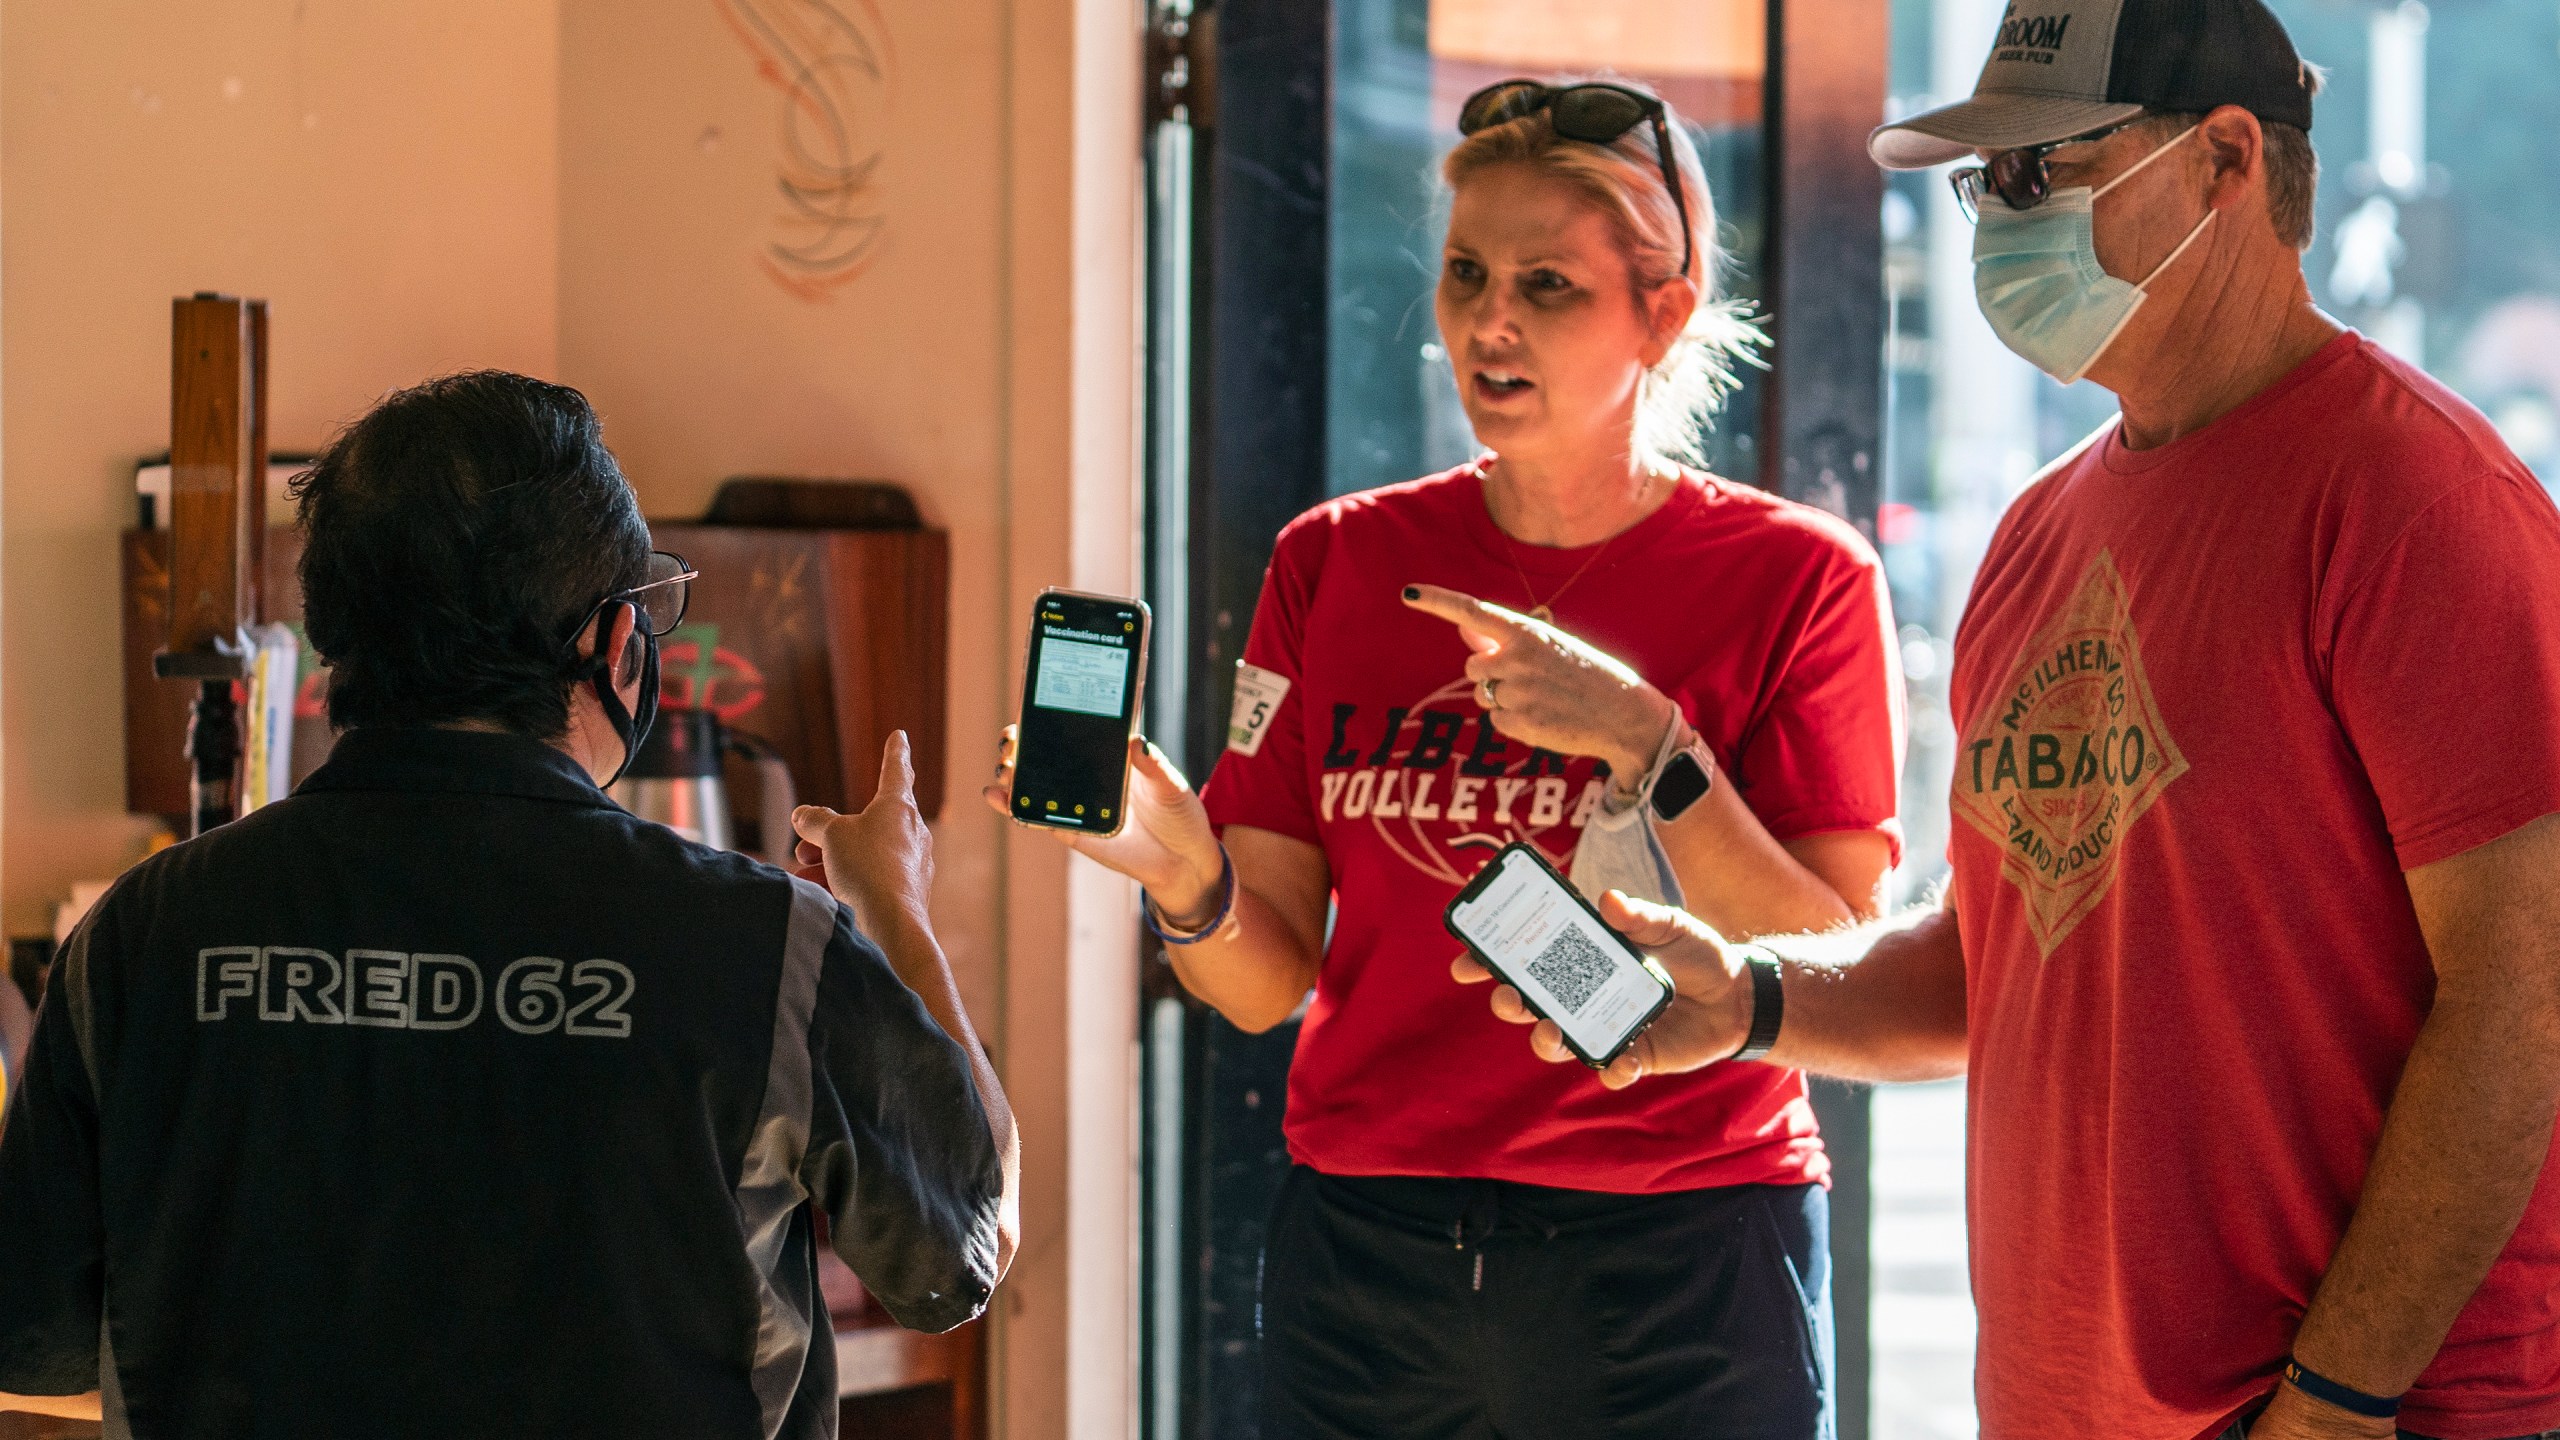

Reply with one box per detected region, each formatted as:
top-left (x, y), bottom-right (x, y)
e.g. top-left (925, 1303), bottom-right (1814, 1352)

top-left (1259, 1166), bottom-right (1834, 1440)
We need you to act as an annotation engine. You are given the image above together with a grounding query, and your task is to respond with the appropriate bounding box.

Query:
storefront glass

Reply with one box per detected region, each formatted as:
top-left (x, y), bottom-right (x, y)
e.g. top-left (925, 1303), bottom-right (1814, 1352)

top-left (1872, 2), bottom-right (2560, 1435)
top-left (1329, 0), bottom-right (1769, 498)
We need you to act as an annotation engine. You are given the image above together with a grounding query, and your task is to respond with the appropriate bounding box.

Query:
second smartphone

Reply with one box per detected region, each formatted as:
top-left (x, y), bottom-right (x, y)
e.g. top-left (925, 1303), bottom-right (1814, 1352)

top-left (1444, 843), bottom-right (1675, 1068)
top-left (1009, 589), bottom-right (1150, 837)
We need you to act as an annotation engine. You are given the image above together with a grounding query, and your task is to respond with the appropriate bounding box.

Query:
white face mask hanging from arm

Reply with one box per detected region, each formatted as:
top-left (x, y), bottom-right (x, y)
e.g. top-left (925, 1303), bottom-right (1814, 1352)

top-left (1970, 125), bottom-right (2215, 385)
top-left (1567, 718), bottom-right (1689, 910)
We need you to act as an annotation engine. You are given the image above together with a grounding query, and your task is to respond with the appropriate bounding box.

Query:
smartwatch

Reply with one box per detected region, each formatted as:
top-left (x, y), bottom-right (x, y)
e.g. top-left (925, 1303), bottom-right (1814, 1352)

top-left (1727, 945), bottom-right (1785, 1062)
top-left (1649, 739), bottom-right (1717, 822)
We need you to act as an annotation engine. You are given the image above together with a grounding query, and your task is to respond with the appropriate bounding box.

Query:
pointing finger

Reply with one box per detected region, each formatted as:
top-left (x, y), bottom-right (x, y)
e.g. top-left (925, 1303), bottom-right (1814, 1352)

top-left (1451, 953), bottom-right (1493, 985)
top-left (878, 730), bottom-right (916, 800)
top-left (1401, 583), bottom-right (1527, 655)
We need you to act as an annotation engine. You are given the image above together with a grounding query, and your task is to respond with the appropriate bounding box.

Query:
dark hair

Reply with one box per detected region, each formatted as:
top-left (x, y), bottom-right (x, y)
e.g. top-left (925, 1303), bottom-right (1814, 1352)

top-left (291, 371), bottom-right (651, 739)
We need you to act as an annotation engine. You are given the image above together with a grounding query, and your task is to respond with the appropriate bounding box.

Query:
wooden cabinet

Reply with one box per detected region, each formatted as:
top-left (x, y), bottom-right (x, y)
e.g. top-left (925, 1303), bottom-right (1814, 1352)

top-left (821, 1222), bottom-right (986, 1439)
top-left (119, 527), bottom-right (320, 822)
top-left (120, 522), bottom-right (948, 824)
top-left (646, 523), bottom-right (949, 820)
top-left (834, 1316), bottom-right (986, 1437)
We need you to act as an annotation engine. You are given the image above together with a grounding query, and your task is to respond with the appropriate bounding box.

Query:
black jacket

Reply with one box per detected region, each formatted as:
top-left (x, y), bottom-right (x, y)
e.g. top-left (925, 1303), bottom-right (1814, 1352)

top-left (0, 727), bottom-right (1002, 1438)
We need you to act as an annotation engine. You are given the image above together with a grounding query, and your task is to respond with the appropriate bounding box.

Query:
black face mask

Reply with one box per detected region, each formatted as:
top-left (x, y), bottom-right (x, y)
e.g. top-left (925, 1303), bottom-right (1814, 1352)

top-left (585, 600), bottom-right (659, 789)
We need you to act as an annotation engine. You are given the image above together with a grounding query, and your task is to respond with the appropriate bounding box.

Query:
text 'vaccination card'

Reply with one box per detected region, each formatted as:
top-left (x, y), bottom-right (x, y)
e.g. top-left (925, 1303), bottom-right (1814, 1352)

top-left (1033, 629), bottom-right (1132, 717)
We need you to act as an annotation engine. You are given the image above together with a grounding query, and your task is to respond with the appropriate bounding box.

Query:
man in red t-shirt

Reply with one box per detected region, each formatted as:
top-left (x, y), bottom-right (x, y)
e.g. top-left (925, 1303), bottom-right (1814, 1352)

top-left (1472, 3), bottom-right (2560, 1439)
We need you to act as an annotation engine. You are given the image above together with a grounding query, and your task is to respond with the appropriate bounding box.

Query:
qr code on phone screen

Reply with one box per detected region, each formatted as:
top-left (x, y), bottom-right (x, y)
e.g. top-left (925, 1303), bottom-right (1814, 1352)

top-left (1527, 927), bottom-right (1612, 1016)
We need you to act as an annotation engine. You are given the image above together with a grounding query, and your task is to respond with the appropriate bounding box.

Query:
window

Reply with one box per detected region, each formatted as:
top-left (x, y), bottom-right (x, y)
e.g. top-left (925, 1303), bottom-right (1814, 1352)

top-left (1871, 1), bottom-right (2560, 1435)
top-left (1330, 0), bottom-right (1770, 498)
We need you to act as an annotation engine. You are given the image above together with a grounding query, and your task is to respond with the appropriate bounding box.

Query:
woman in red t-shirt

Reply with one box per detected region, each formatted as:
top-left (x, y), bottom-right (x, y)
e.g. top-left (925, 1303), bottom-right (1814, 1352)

top-left (989, 79), bottom-right (1902, 1439)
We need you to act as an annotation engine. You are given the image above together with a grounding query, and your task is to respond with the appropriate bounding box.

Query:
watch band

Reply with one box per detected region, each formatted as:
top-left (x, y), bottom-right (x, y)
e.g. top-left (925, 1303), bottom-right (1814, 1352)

top-left (1727, 945), bottom-right (1784, 1062)
top-left (2281, 1358), bottom-right (2401, 1420)
top-left (1649, 737), bottom-right (1717, 823)
top-left (1606, 712), bottom-right (1690, 815)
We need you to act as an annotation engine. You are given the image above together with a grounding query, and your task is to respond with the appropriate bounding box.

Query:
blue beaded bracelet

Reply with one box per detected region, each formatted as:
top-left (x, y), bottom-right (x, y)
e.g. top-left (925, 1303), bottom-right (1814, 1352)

top-left (1144, 846), bottom-right (1236, 946)
top-left (2283, 1357), bottom-right (2401, 1420)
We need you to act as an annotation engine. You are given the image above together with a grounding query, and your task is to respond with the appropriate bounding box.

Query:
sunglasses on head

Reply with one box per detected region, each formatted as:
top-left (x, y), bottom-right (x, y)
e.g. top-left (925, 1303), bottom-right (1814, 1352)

top-left (1457, 79), bottom-right (1694, 279)
top-left (1948, 117), bottom-right (2145, 220)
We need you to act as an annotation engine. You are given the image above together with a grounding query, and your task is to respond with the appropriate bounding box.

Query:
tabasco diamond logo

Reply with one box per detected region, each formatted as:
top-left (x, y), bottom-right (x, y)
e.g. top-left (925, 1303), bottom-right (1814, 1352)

top-left (1953, 551), bottom-right (2188, 955)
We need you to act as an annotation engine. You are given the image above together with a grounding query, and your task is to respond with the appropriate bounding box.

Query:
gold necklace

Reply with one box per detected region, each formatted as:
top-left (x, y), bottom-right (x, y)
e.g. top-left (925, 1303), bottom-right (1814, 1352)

top-left (1495, 468), bottom-right (1663, 624)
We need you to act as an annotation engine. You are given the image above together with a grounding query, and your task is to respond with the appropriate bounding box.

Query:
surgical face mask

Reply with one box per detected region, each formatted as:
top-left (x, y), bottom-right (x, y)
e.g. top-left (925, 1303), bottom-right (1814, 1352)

top-left (1971, 125), bottom-right (2213, 385)
top-left (584, 601), bottom-right (659, 789)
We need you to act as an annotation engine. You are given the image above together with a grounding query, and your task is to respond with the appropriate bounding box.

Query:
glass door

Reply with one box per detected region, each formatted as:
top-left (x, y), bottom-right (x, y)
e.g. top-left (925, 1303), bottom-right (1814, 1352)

top-left (1869, 2), bottom-right (2560, 1437)
top-left (1142, 1), bottom-right (1890, 1434)
top-left (1330, 0), bottom-right (1771, 496)
top-left (1140, 4), bottom-right (1331, 1436)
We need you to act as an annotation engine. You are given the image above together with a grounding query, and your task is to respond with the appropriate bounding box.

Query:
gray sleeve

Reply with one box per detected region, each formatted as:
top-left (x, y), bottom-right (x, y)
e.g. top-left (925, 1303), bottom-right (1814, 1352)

top-left (0, 912), bottom-right (108, 1393)
top-left (797, 904), bottom-right (1003, 1334)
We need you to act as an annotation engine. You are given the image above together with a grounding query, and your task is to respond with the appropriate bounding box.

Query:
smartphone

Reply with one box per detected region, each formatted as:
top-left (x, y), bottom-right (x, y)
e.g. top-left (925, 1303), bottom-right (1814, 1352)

top-left (1010, 589), bottom-right (1150, 837)
top-left (1443, 843), bottom-right (1676, 1069)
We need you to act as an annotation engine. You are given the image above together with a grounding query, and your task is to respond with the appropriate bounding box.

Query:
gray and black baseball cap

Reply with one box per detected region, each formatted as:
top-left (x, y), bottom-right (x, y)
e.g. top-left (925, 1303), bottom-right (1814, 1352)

top-left (1870, 0), bottom-right (2316, 169)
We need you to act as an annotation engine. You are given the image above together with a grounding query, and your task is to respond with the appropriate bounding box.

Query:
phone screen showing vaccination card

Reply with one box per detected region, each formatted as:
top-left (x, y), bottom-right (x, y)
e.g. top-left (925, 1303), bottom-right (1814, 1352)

top-left (1011, 590), bottom-right (1148, 835)
top-left (1443, 844), bottom-right (1674, 1067)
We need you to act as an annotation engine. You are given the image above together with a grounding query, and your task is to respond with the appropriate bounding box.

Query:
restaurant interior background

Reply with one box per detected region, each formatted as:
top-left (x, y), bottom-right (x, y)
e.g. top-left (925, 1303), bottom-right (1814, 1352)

top-left (2, 0), bottom-right (2555, 1436)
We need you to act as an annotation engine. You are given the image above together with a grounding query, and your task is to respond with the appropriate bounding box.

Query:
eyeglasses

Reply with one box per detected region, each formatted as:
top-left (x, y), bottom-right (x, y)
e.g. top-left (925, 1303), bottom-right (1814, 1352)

top-left (1949, 119), bottom-right (2144, 220)
top-left (569, 549), bottom-right (698, 644)
top-left (1458, 79), bottom-right (1694, 279)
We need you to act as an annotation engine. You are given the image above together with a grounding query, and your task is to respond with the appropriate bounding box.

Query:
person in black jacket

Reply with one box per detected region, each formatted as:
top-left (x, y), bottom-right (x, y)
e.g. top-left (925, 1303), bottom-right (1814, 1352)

top-left (0, 371), bottom-right (1019, 1438)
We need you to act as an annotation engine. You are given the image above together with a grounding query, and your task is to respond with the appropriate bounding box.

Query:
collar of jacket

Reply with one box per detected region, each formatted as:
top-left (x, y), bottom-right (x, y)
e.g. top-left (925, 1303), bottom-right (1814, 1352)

top-left (294, 726), bottom-right (618, 810)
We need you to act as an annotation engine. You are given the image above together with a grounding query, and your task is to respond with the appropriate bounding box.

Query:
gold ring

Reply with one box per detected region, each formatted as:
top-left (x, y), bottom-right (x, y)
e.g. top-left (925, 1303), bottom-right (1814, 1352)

top-left (1479, 677), bottom-right (1500, 709)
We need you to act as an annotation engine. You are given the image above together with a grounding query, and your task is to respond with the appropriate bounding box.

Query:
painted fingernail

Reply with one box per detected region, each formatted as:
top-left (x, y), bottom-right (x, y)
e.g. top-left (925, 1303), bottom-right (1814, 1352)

top-left (1402, 585), bottom-right (1420, 601)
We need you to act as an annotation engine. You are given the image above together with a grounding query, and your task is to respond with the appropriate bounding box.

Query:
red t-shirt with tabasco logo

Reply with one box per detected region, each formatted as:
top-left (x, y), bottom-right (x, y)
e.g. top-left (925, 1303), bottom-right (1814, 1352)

top-left (1948, 334), bottom-right (2560, 1440)
top-left (1200, 459), bottom-right (1902, 1194)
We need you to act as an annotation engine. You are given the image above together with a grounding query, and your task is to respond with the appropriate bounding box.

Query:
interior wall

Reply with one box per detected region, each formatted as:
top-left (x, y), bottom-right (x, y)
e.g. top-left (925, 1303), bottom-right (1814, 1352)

top-left (996, 0), bottom-right (1146, 1433)
top-left (4, 0), bottom-right (1140, 1426)
top-left (557, 1), bottom-right (1140, 1433)
top-left (0, 0), bottom-right (562, 934)
top-left (556, 0), bottom-right (1015, 1031)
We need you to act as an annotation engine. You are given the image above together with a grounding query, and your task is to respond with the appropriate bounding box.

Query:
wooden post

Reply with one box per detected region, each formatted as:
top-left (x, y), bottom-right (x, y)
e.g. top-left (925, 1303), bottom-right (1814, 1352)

top-left (246, 298), bottom-right (270, 626)
top-left (154, 293), bottom-right (269, 835)
top-left (1760, 1), bottom-right (1890, 1432)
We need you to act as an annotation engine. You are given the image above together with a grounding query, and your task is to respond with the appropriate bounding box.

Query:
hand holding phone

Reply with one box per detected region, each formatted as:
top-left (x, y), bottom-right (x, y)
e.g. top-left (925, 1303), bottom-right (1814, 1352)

top-left (1444, 844), bottom-right (1675, 1069)
top-left (1455, 886), bottom-right (1759, 1089)
top-left (988, 591), bottom-right (1230, 925)
top-left (985, 727), bottom-right (1224, 905)
top-left (1007, 590), bottom-right (1150, 837)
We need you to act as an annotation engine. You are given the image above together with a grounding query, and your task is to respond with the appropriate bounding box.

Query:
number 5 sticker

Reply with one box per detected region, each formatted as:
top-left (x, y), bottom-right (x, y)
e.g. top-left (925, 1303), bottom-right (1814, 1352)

top-left (1227, 661), bottom-right (1293, 757)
